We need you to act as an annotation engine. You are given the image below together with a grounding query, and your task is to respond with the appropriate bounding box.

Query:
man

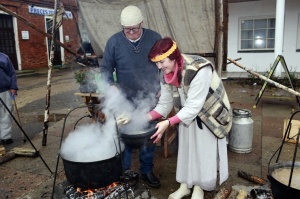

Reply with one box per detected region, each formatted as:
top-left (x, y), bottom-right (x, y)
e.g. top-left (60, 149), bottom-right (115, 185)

top-left (100, 5), bottom-right (161, 188)
top-left (0, 52), bottom-right (18, 145)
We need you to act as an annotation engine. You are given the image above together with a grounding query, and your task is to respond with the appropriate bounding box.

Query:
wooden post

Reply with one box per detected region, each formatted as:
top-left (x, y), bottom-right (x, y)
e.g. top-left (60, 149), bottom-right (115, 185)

top-left (42, 0), bottom-right (60, 146)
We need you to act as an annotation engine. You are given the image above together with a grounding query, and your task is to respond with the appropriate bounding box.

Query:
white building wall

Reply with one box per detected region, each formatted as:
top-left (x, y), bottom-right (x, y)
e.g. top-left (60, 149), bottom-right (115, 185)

top-left (228, 0), bottom-right (300, 73)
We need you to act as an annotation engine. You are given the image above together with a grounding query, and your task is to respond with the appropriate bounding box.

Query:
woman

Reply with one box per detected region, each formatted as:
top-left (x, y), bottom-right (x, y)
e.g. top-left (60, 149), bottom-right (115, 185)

top-left (147, 37), bottom-right (231, 199)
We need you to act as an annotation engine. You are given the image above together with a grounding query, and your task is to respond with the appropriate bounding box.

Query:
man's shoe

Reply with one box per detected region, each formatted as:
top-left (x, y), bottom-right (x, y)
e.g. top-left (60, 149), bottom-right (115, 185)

top-left (140, 172), bottom-right (161, 188)
top-left (1, 138), bottom-right (13, 145)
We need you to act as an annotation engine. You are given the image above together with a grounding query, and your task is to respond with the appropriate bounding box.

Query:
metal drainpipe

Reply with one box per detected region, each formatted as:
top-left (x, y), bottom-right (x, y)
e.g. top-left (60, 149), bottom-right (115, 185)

top-left (274, 0), bottom-right (285, 77)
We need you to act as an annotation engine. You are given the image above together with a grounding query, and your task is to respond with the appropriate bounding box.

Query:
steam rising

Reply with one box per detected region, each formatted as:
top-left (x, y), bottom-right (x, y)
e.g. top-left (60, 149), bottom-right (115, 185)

top-left (98, 74), bottom-right (157, 134)
top-left (60, 71), bottom-right (157, 162)
top-left (60, 115), bottom-right (124, 162)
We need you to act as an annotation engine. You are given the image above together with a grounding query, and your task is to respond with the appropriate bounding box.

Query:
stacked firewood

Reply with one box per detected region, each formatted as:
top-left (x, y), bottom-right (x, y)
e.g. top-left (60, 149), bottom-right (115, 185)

top-left (213, 170), bottom-right (273, 199)
top-left (0, 147), bottom-right (37, 164)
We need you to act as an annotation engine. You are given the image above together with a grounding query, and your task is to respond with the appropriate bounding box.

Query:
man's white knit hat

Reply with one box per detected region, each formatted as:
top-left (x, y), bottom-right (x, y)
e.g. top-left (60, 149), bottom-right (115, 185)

top-left (120, 5), bottom-right (143, 26)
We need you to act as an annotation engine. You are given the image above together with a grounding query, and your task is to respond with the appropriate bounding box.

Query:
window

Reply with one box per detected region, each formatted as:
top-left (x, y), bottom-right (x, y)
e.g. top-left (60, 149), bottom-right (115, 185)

top-left (239, 17), bottom-right (275, 51)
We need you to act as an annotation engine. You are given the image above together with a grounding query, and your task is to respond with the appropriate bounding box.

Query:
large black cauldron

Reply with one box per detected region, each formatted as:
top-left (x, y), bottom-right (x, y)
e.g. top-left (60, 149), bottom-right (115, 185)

top-left (61, 154), bottom-right (122, 189)
top-left (119, 121), bottom-right (157, 148)
top-left (268, 161), bottom-right (300, 199)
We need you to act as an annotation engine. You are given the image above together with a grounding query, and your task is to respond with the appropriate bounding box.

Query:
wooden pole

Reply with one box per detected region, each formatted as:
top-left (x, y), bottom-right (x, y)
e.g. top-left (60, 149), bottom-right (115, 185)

top-left (227, 57), bottom-right (300, 97)
top-left (42, 0), bottom-right (60, 146)
top-left (0, 4), bottom-right (77, 56)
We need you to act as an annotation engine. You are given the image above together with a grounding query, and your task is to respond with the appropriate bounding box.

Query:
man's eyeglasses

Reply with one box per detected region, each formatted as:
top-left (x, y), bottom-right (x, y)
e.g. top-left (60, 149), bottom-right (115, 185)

top-left (123, 24), bottom-right (141, 33)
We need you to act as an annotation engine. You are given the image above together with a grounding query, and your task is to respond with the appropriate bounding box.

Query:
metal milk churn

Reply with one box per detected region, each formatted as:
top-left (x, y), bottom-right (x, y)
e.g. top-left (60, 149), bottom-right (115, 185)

top-left (228, 108), bottom-right (253, 153)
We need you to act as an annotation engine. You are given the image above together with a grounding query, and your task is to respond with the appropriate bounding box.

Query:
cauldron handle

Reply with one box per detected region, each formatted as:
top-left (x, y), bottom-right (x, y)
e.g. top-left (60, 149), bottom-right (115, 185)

top-left (268, 110), bottom-right (300, 175)
top-left (111, 134), bottom-right (121, 156)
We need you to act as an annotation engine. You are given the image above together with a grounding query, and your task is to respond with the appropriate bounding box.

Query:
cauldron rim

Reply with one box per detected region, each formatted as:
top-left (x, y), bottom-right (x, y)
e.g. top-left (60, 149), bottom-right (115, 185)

top-left (118, 121), bottom-right (157, 148)
top-left (269, 161), bottom-right (300, 173)
top-left (118, 121), bottom-right (156, 135)
top-left (120, 128), bottom-right (154, 138)
top-left (60, 152), bottom-right (121, 163)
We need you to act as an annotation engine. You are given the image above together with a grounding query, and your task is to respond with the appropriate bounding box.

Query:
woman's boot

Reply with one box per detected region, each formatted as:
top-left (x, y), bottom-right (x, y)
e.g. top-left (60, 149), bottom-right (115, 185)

top-left (168, 183), bottom-right (191, 199)
top-left (191, 186), bottom-right (204, 199)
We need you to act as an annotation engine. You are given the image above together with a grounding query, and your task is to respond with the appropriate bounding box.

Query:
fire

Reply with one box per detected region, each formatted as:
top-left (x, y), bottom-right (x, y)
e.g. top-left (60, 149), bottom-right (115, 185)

top-left (107, 182), bottom-right (118, 189)
top-left (73, 182), bottom-right (119, 199)
top-left (64, 170), bottom-right (142, 199)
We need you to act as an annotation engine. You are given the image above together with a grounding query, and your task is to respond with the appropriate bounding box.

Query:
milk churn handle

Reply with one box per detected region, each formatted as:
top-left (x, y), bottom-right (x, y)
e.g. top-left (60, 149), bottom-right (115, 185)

top-left (233, 108), bottom-right (252, 117)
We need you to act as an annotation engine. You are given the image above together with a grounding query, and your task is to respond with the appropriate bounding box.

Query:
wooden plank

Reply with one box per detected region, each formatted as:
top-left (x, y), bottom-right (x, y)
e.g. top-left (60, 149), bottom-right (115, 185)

top-left (0, 152), bottom-right (16, 164)
top-left (283, 119), bottom-right (300, 143)
top-left (0, 145), bottom-right (5, 156)
top-left (11, 147), bottom-right (37, 157)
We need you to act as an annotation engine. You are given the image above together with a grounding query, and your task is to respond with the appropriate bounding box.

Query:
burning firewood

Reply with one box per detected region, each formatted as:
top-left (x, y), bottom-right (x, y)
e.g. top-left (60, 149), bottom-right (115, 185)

top-left (213, 188), bottom-right (230, 199)
top-left (238, 170), bottom-right (267, 185)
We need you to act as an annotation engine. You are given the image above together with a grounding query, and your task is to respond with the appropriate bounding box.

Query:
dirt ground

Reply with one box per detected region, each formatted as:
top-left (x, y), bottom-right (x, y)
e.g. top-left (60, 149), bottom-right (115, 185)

top-left (0, 63), bottom-right (299, 199)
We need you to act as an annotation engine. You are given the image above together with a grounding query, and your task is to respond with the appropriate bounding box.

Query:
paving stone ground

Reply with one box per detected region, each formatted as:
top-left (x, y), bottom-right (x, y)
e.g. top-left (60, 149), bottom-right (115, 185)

top-left (1, 64), bottom-right (299, 198)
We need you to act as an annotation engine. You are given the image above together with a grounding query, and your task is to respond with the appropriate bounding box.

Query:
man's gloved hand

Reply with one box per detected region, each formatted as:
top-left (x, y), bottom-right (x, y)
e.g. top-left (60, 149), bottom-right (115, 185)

top-left (116, 113), bottom-right (130, 125)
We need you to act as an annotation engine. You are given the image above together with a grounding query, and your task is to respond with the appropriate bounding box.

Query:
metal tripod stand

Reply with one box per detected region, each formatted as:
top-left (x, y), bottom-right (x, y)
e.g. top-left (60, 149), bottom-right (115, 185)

top-left (0, 97), bottom-right (53, 174)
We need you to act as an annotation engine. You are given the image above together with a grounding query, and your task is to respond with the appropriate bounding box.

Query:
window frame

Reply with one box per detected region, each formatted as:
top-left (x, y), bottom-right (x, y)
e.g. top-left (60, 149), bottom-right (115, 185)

top-left (238, 16), bottom-right (276, 52)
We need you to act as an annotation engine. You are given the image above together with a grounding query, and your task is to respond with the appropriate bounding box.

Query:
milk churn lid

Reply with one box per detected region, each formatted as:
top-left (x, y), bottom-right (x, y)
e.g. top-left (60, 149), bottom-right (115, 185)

top-left (233, 108), bottom-right (252, 118)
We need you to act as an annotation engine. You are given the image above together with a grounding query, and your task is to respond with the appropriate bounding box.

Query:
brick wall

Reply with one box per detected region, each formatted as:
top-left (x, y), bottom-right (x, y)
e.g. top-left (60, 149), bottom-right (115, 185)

top-left (0, 0), bottom-right (80, 70)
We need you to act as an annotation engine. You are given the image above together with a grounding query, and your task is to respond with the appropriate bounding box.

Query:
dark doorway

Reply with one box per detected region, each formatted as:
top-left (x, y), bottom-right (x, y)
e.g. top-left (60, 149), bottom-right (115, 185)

top-left (46, 18), bottom-right (62, 65)
top-left (0, 14), bottom-right (18, 70)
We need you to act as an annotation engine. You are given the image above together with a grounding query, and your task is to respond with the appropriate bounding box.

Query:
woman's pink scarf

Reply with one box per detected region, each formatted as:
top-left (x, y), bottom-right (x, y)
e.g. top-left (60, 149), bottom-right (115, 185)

top-left (163, 56), bottom-right (184, 87)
